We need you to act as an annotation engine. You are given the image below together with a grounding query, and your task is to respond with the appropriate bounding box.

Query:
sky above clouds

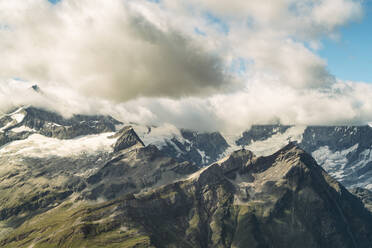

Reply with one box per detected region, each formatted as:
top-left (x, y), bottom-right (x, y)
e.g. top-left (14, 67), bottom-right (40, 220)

top-left (0, 0), bottom-right (371, 132)
top-left (318, 0), bottom-right (372, 82)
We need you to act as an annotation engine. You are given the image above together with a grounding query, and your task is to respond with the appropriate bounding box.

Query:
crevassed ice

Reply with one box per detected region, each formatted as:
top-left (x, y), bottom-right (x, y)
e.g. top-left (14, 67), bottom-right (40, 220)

top-left (245, 126), bottom-right (307, 156)
top-left (219, 132), bottom-right (243, 159)
top-left (312, 144), bottom-right (358, 172)
top-left (219, 126), bottom-right (306, 159)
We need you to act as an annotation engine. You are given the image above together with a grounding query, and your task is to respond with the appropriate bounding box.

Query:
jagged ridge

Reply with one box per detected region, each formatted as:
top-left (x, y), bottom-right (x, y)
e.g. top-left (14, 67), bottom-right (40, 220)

top-left (2, 142), bottom-right (372, 247)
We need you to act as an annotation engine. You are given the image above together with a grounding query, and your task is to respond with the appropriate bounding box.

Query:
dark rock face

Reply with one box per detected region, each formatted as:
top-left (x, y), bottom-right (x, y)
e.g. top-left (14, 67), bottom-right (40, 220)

top-left (181, 129), bottom-right (229, 161)
top-left (0, 131), bottom-right (31, 147)
top-left (158, 129), bottom-right (229, 166)
top-left (31, 84), bottom-right (41, 92)
top-left (0, 106), bottom-right (122, 148)
top-left (112, 126), bottom-right (144, 152)
top-left (300, 126), bottom-right (372, 153)
top-left (0, 116), bottom-right (14, 131)
top-left (22, 107), bottom-right (121, 139)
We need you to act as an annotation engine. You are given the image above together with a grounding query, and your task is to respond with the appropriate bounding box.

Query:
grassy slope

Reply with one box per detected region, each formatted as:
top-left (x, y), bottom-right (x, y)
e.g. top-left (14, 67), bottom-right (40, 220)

top-left (0, 200), bottom-right (153, 248)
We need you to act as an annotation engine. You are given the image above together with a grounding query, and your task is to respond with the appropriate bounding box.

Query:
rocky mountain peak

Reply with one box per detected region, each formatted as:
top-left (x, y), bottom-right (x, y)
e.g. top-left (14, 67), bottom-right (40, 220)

top-left (111, 126), bottom-right (145, 152)
top-left (184, 143), bottom-right (324, 196)
top-left (0, 106), bottom-right (123, 149)
top-left (22, 107), bottom-right (121, 138)
top-left (217, 148), bottom-right (256, 173)
top-left (1, 107), bottom-right (372, 247)
top-left (31, 84), bottom-right (41, 93)
top-left (213, 142), bottom-right (311, 180)
top-left (98, 142), bottom-right (372, 248)
top-left (1, 122), bottom-right (372, 247)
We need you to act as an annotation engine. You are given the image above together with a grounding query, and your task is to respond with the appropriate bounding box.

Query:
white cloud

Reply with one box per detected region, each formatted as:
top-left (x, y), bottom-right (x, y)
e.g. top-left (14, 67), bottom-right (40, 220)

top-left (162, 0), bottom-right (362, 37)
top-left (159, 0), bottom-right (362, 89)
top-left (0, 0), bottom-right (370, 133)
top-left (0, 0), bottom-right (231, 101)
top-left (2, 77), bottom-right (372, 134)
top-left (311, 0), bottom-right (362, 30)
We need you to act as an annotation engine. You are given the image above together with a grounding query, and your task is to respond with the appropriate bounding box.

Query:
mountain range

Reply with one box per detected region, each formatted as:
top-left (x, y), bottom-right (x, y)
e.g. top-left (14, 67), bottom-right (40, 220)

top-left (0, 105), bottom-right (372, 247)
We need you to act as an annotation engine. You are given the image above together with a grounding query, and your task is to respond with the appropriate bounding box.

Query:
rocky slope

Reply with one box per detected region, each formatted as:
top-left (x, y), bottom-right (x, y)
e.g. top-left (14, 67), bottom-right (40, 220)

top-left (127, 123), bottom-right (372, 191)
top-left (0, 106), bottom-right (122, 236)
top-left (350, 187), bottom-right (372, 212)
top-left (1, 107), bottom-right (372, 247)
top-left (234, 125), bottom-right (372, 190)
top-left (1, 142), bottom-right (372, 247)
top-left (132, 124), bottom-right (229, 167)
top-left (0, 106), bottom-right (121, 146)
top-left (133, 124), bottom-right (372, 190)
top-left (3, 105), bottom-right (372, 191)
top-left (2, 107), bottom-right (372, 191)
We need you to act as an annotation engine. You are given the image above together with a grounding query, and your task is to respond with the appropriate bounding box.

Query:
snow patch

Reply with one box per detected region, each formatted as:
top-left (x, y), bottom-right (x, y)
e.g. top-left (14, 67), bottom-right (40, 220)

top-left (0, 107), bottom-right (27, 132)
top-left (10, 125), bottom-right (35, 133)
top-left (197, 149), bottom-right (208, 164)
top-left (13, 113), bottom-right (25, 123)
top-left (187, 164), bottom-right (213, 181)
top-left (45, 122), bottom-right (62, 127)
top-left (312, 144), bottom-right (361, 181)
top-left (219, 132), bottom-right (243, 159)
top-left (132, 123), bottom-right (186, 149)
top-left (312, 144), bottom-right (358, 171)
top-left (0, 121), bottom-right (14, 133)
top-left (9, 107), bottom-right (26, 123)
top-left (0, 132), bottom-right (117, 158)
top-left (245, 126), bottom-right (307, 156)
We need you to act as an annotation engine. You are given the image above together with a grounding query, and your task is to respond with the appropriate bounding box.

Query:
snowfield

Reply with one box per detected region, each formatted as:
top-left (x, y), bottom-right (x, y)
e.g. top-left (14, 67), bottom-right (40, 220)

top-left (244, 126), bottom-right (306, 156)
top-left (0, 108), bottom-right (27, 132)
top-left (0, 132), bottom-right (117, 158)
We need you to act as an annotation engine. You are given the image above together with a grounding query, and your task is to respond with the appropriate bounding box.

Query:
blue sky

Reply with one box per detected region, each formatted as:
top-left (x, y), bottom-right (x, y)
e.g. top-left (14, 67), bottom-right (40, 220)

top-left (318, 1), bottom-right (372, 82)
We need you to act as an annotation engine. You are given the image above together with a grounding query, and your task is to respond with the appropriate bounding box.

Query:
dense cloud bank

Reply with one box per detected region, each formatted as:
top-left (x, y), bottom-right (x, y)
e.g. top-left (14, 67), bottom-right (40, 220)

top-left (0, 0), bottom-right (370, 132)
